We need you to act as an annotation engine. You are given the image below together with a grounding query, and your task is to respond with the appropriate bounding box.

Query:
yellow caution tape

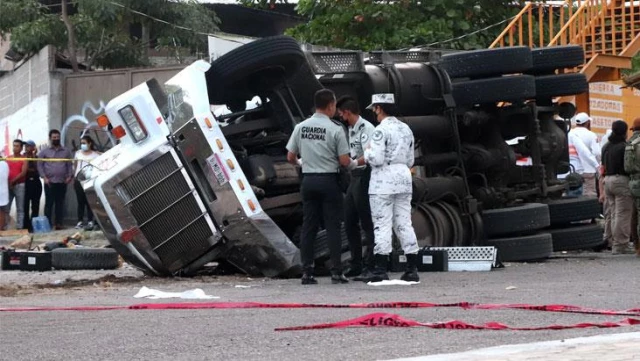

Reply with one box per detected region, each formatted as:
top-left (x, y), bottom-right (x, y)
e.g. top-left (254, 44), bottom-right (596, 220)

top-left (0, 157), bottom-right (77, 162)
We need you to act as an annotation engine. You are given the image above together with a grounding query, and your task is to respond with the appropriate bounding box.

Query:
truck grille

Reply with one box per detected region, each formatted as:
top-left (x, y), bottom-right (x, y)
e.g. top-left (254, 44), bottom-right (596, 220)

top-left (115, 152), bottom-right (214, 271)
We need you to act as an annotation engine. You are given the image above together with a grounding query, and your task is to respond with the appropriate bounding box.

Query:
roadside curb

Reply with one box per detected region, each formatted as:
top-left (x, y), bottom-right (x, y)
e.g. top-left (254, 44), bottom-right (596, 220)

top-left (386, 332), bottom-right (640, 361)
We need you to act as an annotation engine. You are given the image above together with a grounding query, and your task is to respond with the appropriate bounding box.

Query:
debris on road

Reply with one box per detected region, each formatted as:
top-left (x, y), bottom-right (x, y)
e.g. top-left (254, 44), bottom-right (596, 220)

top-left (367, 280), bottom-right (420, 286)
top-left (133, 286), bottom-right (220, 300)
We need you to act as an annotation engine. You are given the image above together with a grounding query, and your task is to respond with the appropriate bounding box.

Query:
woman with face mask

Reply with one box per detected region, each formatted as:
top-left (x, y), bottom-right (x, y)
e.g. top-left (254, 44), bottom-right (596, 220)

top-left (73, 135), bottom-right (101, 230)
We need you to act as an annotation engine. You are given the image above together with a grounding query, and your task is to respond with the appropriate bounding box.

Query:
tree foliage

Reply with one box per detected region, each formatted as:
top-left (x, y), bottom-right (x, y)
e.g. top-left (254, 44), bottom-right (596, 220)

top-left (0, 0), bottom-right (220, 70)
top-left (240, 0), bottom-right (525, 51)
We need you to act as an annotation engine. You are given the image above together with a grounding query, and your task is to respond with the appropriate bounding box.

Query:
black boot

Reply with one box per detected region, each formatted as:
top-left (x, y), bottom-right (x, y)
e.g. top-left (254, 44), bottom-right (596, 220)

top-left (301, 269), bottom-right (318, 285)
top-left (400, 254), bottom-right (420, 282)
top-left (361, 254), bottom-right (389, 283)
top-left (344, 265), bottom-right (362, 278)
top-left (331, 272), bottom-right (349, 284)
top-left (352, 267), bottom-right (374, 281)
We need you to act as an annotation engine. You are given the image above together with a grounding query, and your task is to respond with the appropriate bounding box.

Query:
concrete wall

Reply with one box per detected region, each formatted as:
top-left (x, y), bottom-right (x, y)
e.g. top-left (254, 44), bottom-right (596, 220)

top-left (0, 46), bottom-right (63, 153)
top-left (0, 45), bottom-right (66, 227)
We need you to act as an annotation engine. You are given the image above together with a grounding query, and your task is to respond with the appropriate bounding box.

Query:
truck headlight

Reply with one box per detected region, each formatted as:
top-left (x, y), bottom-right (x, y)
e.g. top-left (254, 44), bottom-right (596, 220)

top-left (118, 105), bottom-right (148, 142)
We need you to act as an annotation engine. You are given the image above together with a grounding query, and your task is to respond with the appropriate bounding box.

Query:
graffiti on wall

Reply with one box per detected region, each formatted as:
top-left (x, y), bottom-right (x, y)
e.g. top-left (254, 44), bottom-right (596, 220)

top-left (62, 100), bottom-right (116, 152)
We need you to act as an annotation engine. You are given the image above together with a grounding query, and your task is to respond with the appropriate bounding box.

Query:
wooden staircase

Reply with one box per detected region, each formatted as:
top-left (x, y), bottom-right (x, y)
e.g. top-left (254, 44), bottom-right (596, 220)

top-left (490, 0), bottom-right (640, 110)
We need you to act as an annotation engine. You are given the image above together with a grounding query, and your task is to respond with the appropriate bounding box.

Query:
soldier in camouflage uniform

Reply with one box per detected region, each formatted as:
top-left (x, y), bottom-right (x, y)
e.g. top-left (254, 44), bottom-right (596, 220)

top-left (362, 93), bottom-right (419, 283)
top-left (626, 118), bottom-right (640, 253)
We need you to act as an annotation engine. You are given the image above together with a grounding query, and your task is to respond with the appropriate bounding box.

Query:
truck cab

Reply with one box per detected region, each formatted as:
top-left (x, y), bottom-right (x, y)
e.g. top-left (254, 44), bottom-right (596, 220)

top-left (79, 61), bottom-right (301, 277)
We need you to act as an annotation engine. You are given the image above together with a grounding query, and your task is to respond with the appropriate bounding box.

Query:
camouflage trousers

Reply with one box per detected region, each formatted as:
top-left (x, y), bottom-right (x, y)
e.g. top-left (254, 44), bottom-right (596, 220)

top-left (369, 193), bottom-right (419, 255)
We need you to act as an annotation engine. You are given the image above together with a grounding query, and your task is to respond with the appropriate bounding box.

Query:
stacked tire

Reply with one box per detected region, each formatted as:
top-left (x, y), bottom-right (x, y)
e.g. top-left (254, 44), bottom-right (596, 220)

top-left (481, 203), bottom-right (553, 262)
top-left (439, 45), bottom-right (588, 106)
top-left (544, 197), bottom-right (605, 251)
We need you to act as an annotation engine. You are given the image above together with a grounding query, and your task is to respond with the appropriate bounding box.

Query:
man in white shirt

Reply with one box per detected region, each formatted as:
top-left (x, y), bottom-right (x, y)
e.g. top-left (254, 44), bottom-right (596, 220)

top-left (569, 112), bottom-right (601, 196)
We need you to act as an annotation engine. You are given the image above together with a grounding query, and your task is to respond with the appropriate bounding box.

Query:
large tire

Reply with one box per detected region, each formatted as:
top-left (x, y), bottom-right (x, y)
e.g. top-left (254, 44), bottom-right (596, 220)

top-left (529, 45), bottom-right (585, 74)
top-left (52, 248), bottom-right (120, 270)
top-left (487, 233), bottom-right (553, 262)
top-left (452, 75), bottom-right (536, 106)
top-left (546, 197), bottom-right (601, 226)
top-left (206, 36), bottom-right (306, 103)
top-left (550, 224), bottom-right (604, 252)
top-left (482, 203), bottom-right (550, 237)
top-left (440, 47), bottom-right (532, 78)
top-left (535, 73), bottom-right (589, 100)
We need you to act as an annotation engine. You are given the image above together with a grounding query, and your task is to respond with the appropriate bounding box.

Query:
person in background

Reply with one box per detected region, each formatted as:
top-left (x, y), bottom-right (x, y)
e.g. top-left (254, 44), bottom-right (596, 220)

top-left (599, 128), bottom-right (614, 251)
top-left (602, 120), bottom-right (634, 254)
top-left (38, 130), bottom-right (73, 230)
top-left (0, 158), bottom-right (9, 230)
top-left (73, 135), bottom-right (100, 230)
top-left (6, 140), bottom-right (27, 229)
top-left (23, 140), bottom-right (41, 232)
top-left (626, 118), bottom-right (640, 253)
top-left (569, 112), bottom-right (601, 196)
top-left (566, 130), bottom-right (598, 197)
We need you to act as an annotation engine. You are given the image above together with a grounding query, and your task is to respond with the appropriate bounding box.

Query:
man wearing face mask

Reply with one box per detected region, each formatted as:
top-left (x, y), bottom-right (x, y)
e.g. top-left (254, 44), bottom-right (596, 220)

top-left (336, 96), bottom-right (376, 280)
top-left (363, 93), bottom-right (419, 283)
top-left (38, 129), bottom-right (73, 230)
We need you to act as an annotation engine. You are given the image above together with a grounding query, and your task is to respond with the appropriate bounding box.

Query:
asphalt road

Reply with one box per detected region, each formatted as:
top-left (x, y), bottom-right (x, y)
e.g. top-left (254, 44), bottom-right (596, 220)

top-left (2, 251), bottom-right (640, 361)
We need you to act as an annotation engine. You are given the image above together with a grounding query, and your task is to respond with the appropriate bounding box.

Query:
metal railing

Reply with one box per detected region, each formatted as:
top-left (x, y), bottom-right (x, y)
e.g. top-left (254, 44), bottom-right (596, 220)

top-left (491, 1), bottom-right (640, 61)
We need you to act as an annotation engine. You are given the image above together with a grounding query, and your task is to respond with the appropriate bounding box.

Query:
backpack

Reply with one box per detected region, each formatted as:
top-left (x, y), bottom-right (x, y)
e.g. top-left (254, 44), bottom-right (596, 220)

top-left (623, 136), bottom-right (640, 175)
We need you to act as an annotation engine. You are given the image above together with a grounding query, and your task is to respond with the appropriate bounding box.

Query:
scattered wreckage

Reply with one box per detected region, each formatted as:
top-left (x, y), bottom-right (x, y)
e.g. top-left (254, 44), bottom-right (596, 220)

top-left (78, 36), bottom-right (602, 277)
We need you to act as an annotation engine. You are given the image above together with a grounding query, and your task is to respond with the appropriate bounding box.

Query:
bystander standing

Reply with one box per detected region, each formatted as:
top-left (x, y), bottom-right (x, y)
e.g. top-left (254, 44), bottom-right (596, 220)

top-left (602, 120), bottom-right (634, 254)
top-left (73, 135), bottom-right (100, 229)
top-left (6, 140), bottom-right (27, 229)
top-left (37, 130), bottom-right (73, 230)
top-left (0, 159), bottom-right (8, 230)
top-left (23, 140), bottom-right (41, 232)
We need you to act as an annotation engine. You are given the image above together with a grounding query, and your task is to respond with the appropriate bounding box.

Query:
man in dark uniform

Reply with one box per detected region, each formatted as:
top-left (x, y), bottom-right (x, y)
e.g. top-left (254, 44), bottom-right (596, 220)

top-left (286, 89), bottom-right (355, 285)
top-left (336, 96), bottom-right (376, 280)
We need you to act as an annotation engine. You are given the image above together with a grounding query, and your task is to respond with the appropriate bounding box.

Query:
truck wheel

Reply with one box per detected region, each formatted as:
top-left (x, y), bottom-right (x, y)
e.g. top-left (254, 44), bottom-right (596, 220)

top-left (52, 248), bottom-right (120, 270)
top-left (546, 197), bottom-right (601, 226)
top-left (440, 47), bottom-right (532, 78)
top-left (452, 75), bottom-right (536, 106)
top-left (207, 36), bottom-right (306, 102)
top-left (549, 224), bottom-right (605, 252)
top-left (535, 73), bottom-right (588, 100)
top-left (528, 45), bottom-right (585, 74)
top-left (487, 233), bottom-right (553, 262)
top-left (482, 203), bottom-right (550, 237)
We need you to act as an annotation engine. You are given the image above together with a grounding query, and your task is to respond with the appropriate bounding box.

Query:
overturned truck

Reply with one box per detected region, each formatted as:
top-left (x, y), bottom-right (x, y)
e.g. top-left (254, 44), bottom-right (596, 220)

top-left (79, 36), bottom-right (603, 277)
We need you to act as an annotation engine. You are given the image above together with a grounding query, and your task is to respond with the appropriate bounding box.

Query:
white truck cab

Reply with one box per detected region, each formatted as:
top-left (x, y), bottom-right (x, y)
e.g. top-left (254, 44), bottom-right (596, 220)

top-left (80, 61), bottom-right (301, 276)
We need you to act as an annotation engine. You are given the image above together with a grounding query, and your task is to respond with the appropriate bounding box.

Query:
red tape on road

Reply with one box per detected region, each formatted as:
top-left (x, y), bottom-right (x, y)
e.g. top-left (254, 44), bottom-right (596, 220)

top-left (3, 301), bottom-right (640, 316)
top-left (4, 301), bottom-right (640, 332)
top-left (274, 312), bottom-right (640, 332)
